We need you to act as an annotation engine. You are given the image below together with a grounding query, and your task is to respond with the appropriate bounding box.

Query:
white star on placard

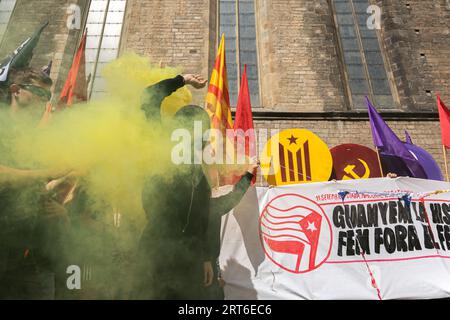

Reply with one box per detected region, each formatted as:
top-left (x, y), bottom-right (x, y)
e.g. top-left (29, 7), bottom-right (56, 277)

top-left (306, 221), bottom-right (317, 232)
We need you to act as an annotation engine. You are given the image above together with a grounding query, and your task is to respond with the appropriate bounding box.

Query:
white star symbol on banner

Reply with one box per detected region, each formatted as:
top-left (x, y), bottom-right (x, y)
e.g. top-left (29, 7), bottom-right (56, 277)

top-left (306, 221), bottom-right (317, 232)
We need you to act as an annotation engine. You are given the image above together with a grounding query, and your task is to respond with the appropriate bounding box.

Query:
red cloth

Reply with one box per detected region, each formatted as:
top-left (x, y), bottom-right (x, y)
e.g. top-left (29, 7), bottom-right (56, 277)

top-left (438, 96), bottom-right (450, 149)
top-left (58, 31), bottom-right (88, 107)
top-left (223, 65), bottom-right (256, 185)
top-left (234, 65), bottom-right (255, 156)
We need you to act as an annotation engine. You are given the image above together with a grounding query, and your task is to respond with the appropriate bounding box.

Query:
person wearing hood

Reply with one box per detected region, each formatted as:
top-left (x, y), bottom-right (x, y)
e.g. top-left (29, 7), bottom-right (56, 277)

top-left (0, 66), bottom-right (70, 299)
top-left (134, 74), bottom-right (257, 299)
top-left (0, 23), bottom-right (70, 299)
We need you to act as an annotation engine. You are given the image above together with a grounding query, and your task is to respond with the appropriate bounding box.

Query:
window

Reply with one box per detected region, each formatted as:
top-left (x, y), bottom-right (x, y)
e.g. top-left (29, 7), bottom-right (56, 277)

top-left (0, 0), bottom-right (16, 43)
top-left (219, 0), bottom-right (260, 107)
top-left (333, 0), bottom-right (395, 109)
top-left (85, 0), bottom-right (126, 99)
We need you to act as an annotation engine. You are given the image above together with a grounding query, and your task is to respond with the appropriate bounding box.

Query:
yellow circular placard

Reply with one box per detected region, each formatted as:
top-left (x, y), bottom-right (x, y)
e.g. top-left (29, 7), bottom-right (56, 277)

top-left (260, 129), bottom-right (333, 186)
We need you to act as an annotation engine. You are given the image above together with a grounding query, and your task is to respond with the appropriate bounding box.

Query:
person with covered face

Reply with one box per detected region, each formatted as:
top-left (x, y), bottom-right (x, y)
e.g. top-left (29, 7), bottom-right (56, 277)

top-left (0, 66), bottom-right (73, 299)
top-left (134, 74), bottom-right (257, 299)
top-left (0, 22), bottom-right (71, 299)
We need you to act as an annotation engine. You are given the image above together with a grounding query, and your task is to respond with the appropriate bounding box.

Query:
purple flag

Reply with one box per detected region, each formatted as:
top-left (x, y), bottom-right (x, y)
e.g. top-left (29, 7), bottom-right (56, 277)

top-left (403, 134), bottom-right (444, 181)
top-left (366, 97), bottom-right (427, 178)
top-left (403, 130), bottom-right (442, 180)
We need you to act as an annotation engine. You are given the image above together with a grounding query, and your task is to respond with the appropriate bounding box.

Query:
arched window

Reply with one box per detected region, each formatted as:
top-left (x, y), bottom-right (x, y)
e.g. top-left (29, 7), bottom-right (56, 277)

top-left (332, 0), bottom-right (396, 109)
top-left (85, 0), bottom-right (127, 99)
top-left (219, 0), bottom-right (260, 107)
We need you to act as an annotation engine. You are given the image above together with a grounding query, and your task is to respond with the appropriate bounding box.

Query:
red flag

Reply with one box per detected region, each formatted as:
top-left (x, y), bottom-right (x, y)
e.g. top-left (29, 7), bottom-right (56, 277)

top-left (228, 65), bottom-right (256, 185)
top-left (234, 65), bottom-right (255, 152)
top-left (58, 31), bottom-right (88, 108)
top-left (264, 237), bottom-right (305, 272)
top-left (438, 96), bottom-right (450, 149)
top-left (261, 205), bottom-right (323, 272)
top-left (298, 212), bottom-right (322, 269)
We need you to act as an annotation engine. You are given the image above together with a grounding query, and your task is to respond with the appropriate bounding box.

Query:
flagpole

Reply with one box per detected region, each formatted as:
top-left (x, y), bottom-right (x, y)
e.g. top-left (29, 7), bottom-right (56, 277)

top-left (443, 145), bottom-right (449, 182)
top-left (375, 147), bottom-right (385, 177)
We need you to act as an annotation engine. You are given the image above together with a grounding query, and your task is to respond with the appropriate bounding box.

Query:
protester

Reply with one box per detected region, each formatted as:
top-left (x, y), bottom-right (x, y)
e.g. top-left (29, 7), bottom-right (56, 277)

top-left (203, 161), bottom-right (258, 299)
top-left (132, 74), bottom-right (258, 299)
top-left (0, 66), bottom-right (72, 299)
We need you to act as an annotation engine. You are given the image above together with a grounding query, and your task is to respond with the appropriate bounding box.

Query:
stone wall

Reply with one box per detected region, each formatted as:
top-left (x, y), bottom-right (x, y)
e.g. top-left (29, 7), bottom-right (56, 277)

top-left (256, 0), bottom-right (347, 112)
top-left (0, 0), bottom-right (89, 93)
top-left (120, 0), bottom-right (214, 104)
top-left (377, 0), bottom-right (450, 111)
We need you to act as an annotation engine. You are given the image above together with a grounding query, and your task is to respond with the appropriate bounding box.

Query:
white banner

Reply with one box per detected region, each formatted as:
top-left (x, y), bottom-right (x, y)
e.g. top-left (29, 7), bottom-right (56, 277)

top-left (219, 177), bottom-right (450, 300)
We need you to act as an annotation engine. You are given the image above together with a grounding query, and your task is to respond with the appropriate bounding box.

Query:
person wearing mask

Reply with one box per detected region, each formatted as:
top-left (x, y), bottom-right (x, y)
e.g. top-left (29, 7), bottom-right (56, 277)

top-left (134, 74), bottom-right (257, 299)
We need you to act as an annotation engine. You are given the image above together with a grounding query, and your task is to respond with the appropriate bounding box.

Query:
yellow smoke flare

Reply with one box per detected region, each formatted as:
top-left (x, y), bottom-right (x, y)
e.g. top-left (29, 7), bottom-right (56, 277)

top-left (1, 53), bottom-right (193, 220)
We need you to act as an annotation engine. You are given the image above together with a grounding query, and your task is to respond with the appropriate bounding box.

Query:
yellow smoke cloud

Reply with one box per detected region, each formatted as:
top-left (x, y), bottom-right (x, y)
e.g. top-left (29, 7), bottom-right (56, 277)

top-left (101, 52), bottom-right (192, 118)
top-left (2, 53), bottom-right (193, 221)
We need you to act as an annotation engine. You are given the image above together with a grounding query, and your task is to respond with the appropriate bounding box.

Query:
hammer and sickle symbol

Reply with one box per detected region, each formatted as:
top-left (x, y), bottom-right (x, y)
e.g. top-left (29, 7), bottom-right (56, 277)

top-left (343, 158), bottom-right (370, 180)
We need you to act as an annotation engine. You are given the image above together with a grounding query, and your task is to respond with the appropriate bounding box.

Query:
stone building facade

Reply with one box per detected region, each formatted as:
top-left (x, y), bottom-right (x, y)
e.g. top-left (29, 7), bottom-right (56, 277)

top-left (0, 0), bottom-right (448, 183)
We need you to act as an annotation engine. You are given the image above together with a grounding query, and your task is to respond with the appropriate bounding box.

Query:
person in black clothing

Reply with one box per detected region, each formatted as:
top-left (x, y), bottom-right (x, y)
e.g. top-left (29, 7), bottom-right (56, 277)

top-left (0, 67), bottom-right (70, 299)
top-left (134, 74), bottom-right (257, 299)
top-left (203, 173), bottom-right (257, 299)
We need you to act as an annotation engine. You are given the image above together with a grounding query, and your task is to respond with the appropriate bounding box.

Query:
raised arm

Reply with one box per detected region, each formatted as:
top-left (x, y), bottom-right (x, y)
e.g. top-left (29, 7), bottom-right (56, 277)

top-left (141, 75), bottom-right (186, 121)
top-left (205, 160), bottom-right (258, 264)
top-left (141, 74), bottom-right (207, 121)
top-left (205, 172), bottom-right (254, 265)
top-left (209, 172), bottom-right (254, 217)
top-left (210, 158), bottom-right (259, 217)
top-left (0, 165), bottom-right (68, 188)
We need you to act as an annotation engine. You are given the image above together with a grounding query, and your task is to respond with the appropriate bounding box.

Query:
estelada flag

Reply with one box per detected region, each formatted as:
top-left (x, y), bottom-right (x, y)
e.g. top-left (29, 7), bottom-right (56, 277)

top-left (438, 95), bottom-right (450, 149)
top-left (58, 30), bottom-right (88, 108)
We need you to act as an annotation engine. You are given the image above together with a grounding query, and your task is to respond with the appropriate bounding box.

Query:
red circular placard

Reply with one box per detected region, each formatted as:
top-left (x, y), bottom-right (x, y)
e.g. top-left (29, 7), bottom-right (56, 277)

top-left (330, 144), bottom-right (382, 180)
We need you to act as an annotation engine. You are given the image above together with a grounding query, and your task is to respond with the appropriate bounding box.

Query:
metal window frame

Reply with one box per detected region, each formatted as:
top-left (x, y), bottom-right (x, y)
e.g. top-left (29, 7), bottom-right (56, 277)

top-left (88, 0), bottom-right (111, 99)
top-left (348, 0), bottom-right (376, 103)
top-left (253, 0), bottom-right (263, 108)
top-left (83, 0), bottom-right (127, 99)
top-left (217, 0), bottom-right (261, 107)
top-left (235, 0), bottom-right (241, 89)
top-left (368, 0), bottom-right (401, 109)
top-left (331, 0), bottom-right (399, 110)
top-left (0, 0), bottom-right (18, 50)
top-left (329, 0), bottom-right (353, 111)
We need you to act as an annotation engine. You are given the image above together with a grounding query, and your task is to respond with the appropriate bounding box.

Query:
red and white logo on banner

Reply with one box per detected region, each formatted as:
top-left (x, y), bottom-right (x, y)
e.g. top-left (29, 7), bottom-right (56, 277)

top-left (259, 194), bottom-right (333, 273)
